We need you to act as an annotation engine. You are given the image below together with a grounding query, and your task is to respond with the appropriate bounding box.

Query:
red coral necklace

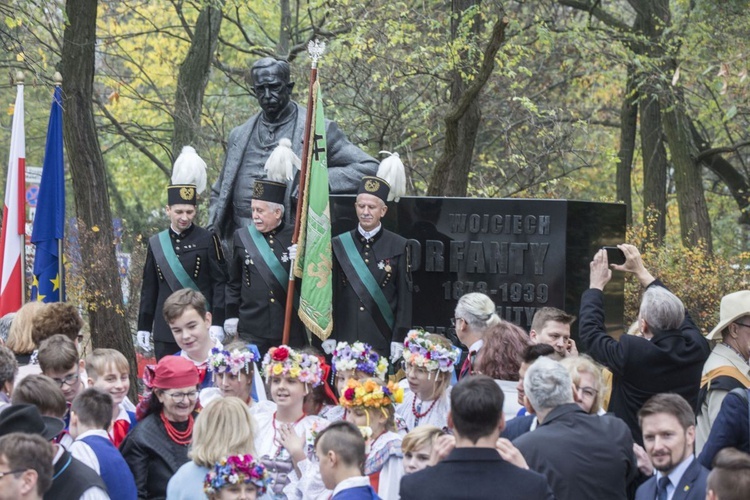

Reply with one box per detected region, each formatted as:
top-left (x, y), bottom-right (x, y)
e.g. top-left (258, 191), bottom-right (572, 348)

top-left (160, 412), bottom-right (193, 446)
top-left (412, 395), bottom-right (439, 419)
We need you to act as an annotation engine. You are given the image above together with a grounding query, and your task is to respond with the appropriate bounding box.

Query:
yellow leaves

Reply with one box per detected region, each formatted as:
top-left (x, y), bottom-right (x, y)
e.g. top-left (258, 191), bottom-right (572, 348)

top-left (16, 52), bottom-right (24, 62)
top-left (7, 103), bottom-right (14, 116)
top-left (91, 226), bottom-right (100, 233)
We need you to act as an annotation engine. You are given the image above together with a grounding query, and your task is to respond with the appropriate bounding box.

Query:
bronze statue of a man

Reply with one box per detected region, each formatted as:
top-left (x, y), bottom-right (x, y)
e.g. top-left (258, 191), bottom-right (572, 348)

top-left (208, 57), bottom-right (378, 250)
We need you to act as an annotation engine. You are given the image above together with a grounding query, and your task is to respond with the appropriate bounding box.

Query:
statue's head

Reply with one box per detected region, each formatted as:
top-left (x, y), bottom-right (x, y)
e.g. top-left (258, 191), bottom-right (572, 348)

top-left (251, 58), bottom-right (295, 121)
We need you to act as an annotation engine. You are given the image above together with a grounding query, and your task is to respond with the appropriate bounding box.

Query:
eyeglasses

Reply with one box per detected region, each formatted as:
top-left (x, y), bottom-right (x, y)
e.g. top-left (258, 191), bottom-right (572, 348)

top-left (576, 386), bottom-right (597, 399)
top-left (0, 469), bottom-right (26, 479)
top-left (450, 317), bottom-right (463, 327)
top-left (51, 372), bottom-right (80, 388)
top-left (735, 322), bottom-right (750, 329)
top-left (164, 391), bottom-right (198, 402)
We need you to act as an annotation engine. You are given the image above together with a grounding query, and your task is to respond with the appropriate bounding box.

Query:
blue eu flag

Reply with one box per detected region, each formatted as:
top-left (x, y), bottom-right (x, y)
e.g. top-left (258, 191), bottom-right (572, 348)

top-left (30, 86), bottom-right (65, 302)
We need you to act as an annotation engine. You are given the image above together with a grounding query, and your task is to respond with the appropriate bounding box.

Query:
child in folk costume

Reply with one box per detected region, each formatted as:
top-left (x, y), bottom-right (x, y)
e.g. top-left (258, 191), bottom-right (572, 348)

top-left (252, 345), bottom-right (329, 499)
top-left (199, 342), bottom-right (266, 408)
top-left (340, 378), bottom-right (404, 500)
top-left (320, 342), bottom-right (389, 422)
top-left (395, 330), bottom-right (457, 432)
top-left (204, 454), bottom-right (272, 500)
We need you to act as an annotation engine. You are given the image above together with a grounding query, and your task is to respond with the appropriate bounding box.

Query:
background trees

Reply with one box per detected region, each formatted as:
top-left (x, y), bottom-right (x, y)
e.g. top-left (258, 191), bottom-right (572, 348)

top-left (1, 0), bottom-right (749, 339)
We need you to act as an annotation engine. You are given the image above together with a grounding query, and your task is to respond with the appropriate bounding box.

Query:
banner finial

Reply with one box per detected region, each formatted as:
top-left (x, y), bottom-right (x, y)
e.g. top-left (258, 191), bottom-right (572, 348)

top-left (307, 40), bottom-right (326, 68)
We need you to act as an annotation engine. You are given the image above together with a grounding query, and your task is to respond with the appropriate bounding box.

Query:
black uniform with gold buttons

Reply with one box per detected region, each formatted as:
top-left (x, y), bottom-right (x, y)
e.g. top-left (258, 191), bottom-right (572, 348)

top-left (331, 176), bottom-right (412, 357)
top-left (137, 224), bottom-right (227, 355)
top-left (225, 180), bottom-right (305, 356)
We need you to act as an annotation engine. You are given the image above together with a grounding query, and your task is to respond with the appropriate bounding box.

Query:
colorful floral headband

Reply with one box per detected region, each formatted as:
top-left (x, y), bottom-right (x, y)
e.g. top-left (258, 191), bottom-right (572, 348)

top-left (208, 346), bottom-right (259, 377)
top-left (262, 345), bottom-right (323, 386)
top-left (339, 378), bottom-right (404, 409)
top-left (332, 341), bottom-right (388, 379)
top-left (402, 330), bottom-right (458, 373)
top-left (203, 454), bottom-right (270, 495)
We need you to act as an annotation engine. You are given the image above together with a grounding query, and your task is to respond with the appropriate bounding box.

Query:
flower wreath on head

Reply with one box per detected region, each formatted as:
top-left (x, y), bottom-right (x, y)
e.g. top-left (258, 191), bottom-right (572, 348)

top-left (262, 345), bottom-right (323, 386)
top-left (203, 454), bottom-right (271, 495)
top-left (207, 346), bottom-right (259, 378)
top-left (402, 329), bottom-right (459, 374)
top-left (332, 341), bottom-right (388, 379)
top-left (339, 378), bottom-right (404, 409)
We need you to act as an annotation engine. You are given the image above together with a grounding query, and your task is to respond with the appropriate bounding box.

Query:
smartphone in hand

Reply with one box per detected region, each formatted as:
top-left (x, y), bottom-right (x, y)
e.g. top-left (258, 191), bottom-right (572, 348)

top-left (602, 246), bottom-right (626, 265)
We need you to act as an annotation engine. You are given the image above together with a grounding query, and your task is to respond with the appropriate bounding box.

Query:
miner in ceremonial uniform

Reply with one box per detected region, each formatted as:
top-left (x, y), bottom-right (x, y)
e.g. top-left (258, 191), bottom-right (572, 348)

top-left (137, 147), bottom-right (228, 360)
top-left (223, 179), bottom-right (305, 356)
top-left (208, 57), bottom-right (378, 254)
top-left (332, 174), bottom-right (412, 357)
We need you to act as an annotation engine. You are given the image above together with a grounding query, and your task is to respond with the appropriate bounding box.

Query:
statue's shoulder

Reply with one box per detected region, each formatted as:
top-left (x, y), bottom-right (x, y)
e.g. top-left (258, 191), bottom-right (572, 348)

top-left (228, 113), bottom-right (261, 138)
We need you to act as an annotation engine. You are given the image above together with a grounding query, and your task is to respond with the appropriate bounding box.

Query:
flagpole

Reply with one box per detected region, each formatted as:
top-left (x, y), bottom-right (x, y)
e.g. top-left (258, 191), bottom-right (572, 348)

top-left (55, 72), bottom-right (65, 302)
top-left (17, 71), bottom-right (26, 306)
top-left (282, 41), bottom-right (325, 345)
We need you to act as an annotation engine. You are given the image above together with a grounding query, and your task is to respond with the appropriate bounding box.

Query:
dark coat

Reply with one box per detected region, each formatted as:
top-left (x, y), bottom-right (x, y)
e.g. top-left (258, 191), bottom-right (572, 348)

top-left (578, 279), bottom-right (710, 444)
top-left (699, 388), bottom-right (750, 468)
top-left (48, 449), bottom-right (108, 500)
top-left (635, 458), bottom-right (709, 500)
top-left (120, 413), bottom-right (192, 500)
top-left (513, 403), bottom-right (636, 500)
top-left (138, 224), bottom-right (227, 342)
top-left (332, 228), bottom-right (412, 356)
top-left (501, 415), bottom-right (535, 441)
top-left (399, 447), bottom-right (554, 500)
top-left (225, 221), bottom-right (304, 348)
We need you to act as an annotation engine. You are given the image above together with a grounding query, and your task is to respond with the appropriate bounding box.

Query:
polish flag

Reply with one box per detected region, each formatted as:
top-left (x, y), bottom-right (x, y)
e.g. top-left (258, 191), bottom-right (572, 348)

top-left (0, 80), bottom-right (26, 315)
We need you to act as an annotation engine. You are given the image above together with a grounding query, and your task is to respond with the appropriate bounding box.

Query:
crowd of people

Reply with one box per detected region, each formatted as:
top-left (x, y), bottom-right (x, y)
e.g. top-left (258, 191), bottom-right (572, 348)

top-left (0, 242), bottom-right (749, 499)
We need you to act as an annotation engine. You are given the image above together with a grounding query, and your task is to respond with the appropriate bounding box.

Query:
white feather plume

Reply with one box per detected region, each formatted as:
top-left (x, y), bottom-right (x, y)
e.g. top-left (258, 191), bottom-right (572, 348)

top-left (264, 138), bottom-right (300, 182)
top-left (171, 146), bottom-right (207, 194)
top-left (377, 151), bottom-right (407, 202)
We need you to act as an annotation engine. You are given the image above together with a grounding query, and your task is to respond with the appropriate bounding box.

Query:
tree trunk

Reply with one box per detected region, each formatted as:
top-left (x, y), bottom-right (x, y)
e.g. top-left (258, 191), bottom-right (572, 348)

top-left (639, 94), bottom-right (667, 245)
top-left (427, 3), bottom-right (507, 196)
top-left (277, 0), bottom-right (291, 57)
top-left (661, 101), bottom-right (713, 252)
top-left (62, 0), bottom-right (138, 400)
top-left (616, 66), bottom-right (638, 225)
top-left (171, 1), bottom-right (224, 159)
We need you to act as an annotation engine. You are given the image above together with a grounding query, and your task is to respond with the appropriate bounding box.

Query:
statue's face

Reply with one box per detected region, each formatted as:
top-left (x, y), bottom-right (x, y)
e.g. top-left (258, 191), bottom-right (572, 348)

top-left (252, 66), bottom-right (293, 121)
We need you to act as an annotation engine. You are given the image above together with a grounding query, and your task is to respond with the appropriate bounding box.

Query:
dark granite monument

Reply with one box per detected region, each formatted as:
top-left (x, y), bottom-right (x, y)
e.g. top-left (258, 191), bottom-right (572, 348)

top-left (330, 196), bottom-right (627, 342)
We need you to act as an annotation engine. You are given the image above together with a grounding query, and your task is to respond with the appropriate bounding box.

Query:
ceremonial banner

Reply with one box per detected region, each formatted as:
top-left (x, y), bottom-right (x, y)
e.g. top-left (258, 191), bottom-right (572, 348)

top-left (294, 81), bottom-right (333, 339)
top-left (31, 86), bottom-right (65, 303)
top-left (0, 80), bottom-right (25, 315)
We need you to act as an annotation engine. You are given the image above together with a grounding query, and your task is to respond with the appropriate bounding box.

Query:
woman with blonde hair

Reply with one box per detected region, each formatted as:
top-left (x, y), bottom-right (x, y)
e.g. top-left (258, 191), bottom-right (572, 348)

top-left (6, 302), bottom-right (46, 381)
top-left (453, 292), bottom-right (501, 378)
top-left (167, 396), bottom-right (257, 499)
top-left (402, 425), bottom-right (445, 475)
top-left (560, 355), bottom-right (606, 415)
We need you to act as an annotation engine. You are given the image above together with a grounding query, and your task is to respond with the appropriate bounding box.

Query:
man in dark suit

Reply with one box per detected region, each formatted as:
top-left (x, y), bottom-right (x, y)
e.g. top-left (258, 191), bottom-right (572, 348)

top-left (399, 375), bottom-right (554, 500)
top-left (514, 356), bottom-right (637, 500)
top-left (636, 393), bottom-right (709, 500)
top-left (332, 176), bottom-right (412, 357)
top-left (137, 148), bottom-right (228, 360)
top-left (580, 244), bottom-right (710, 444)
top-left (223, 179), bottom-right (304, 356)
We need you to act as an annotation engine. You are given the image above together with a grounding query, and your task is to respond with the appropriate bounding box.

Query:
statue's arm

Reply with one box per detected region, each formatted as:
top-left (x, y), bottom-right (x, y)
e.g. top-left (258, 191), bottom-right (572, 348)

top-left (325, 120), bottom-right (378, 194)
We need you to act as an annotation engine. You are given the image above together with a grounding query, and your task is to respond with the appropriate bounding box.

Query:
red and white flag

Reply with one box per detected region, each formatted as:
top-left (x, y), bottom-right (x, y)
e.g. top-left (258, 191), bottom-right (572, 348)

top-left (0, 80), bottom-right (26, 315)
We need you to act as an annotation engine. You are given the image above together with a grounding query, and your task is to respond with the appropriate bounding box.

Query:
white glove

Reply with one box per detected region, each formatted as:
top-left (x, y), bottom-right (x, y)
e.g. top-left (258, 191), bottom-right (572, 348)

top-left (321, 339), bottom-right (337, 355)
top-left (209, 325), bottom-right (225, 343)
top-left (224, 318), bottom-right (239, 336)
top-left (136, 331), bottom-right (151, 351)
top-left (390, 342), bottom-right (405, 364)
top-left (288, 243), bottom-right (298, 261)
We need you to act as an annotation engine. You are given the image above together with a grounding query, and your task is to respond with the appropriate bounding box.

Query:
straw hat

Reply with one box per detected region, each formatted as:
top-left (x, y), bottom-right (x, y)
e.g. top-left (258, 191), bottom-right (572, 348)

top-left (707, 290), bottom-right (750, 340)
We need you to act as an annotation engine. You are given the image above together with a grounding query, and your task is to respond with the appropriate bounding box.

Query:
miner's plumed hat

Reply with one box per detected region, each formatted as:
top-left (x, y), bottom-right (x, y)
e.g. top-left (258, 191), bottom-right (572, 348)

top-left (357, 176), bottom-right (390, 203)
top-left (253, 179), bottom-right (286, 205)
top-left (167, 146), bottom-right (207, 206)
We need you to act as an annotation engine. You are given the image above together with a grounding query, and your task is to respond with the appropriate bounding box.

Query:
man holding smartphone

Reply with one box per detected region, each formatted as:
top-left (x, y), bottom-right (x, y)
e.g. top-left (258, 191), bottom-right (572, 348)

top-left (579, 243), bottom-right (710, 444)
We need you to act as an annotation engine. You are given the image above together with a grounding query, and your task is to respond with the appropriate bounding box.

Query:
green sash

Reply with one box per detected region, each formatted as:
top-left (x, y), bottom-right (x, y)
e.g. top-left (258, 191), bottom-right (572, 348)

top-left (334, 232), bottom-right (395, 335)
top-left (238, 224), bottom-right (288, 299)
top-left (150, 230), bottom-right (210, 309)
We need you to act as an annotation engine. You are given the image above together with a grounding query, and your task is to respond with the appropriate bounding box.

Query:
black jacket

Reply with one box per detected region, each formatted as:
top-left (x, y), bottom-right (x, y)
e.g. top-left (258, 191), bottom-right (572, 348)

top-left (48, 449), bottom-right (107, 500)
top-left (138, 224), bottom-right (227, 342)
top-left (514, 403), bottom-right (636, 500)
top-left (332, 228), bottom-right (412, 356)
top-left (120, 413), bottom-right (192, 500)
top-left (578, 279), bottom-right (710, 444)
top-left (399, 447), bottom-right (554, 500)
top-left (225, 221), bottom-right (304, 347)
